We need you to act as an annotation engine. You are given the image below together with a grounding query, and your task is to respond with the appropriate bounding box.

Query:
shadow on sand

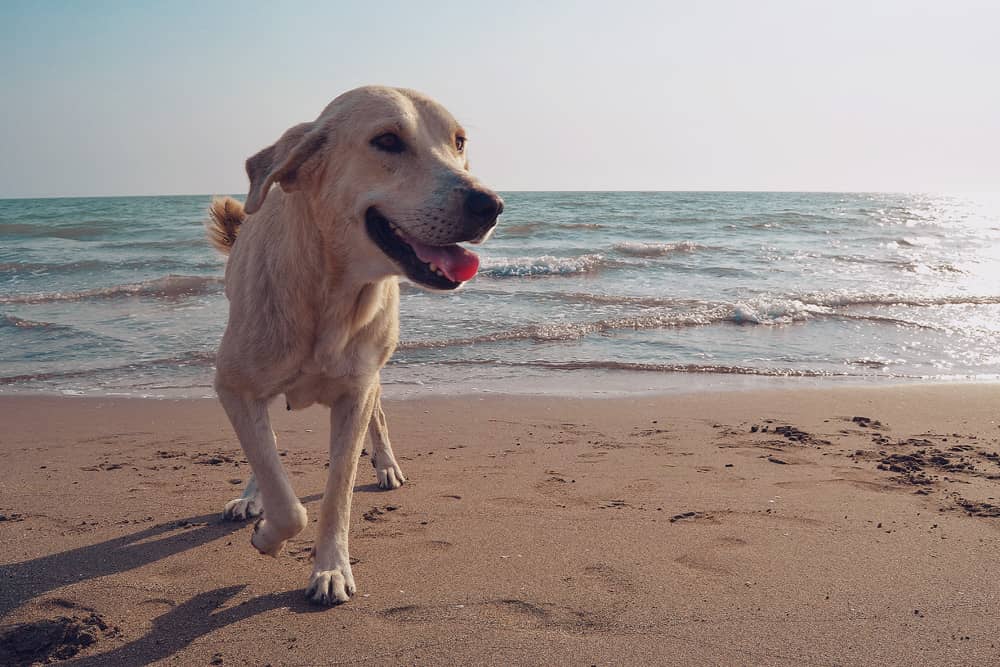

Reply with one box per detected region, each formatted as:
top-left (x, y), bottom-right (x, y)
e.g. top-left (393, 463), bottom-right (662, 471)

top-left (0, 479), bottom-right (405, 663)
top-left (0, 494), bottom-right (323, 619)
top-left (65, 585), bottom-right (326, 666)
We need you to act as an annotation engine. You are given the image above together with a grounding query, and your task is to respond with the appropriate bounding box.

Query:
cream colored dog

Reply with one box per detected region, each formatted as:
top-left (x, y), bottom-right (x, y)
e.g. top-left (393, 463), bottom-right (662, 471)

top-left (206, 86), bottom-right (502, 605)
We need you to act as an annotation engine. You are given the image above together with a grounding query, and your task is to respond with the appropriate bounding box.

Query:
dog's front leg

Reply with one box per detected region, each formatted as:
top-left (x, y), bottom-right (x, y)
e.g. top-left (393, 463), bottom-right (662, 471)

top-left (216, 386), bottom-right (308, 556)
top-left (306, 383), bottom-right (377, 605)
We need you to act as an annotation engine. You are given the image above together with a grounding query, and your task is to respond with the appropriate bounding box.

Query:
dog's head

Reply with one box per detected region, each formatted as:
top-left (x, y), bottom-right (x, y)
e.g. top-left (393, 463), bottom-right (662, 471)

top-left (242, 86), bottom-right (503, 291)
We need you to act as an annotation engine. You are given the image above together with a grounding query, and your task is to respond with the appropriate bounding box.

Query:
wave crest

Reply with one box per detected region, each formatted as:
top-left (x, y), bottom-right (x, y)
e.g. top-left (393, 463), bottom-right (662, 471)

top-left (397, 291), bottom-right (974, 353)
top-left (0, 274), bottom-right (223, 304)
top-left (398, 300), bottom-right (817, 350)
top-left (802, 293), bottom-right (1000, 308)
top-left (481, 254), bottom-right (613, 278)
top-left (434, 359), bottom-right (848, 378)
top-left (0, 351), bottom-right (216, 386)
top-left (729, 299), bottom-right (827, 325)
top-left (1, 314), bottom-right (66, 329)
top-left (613, 241), bottom-right (704, 257)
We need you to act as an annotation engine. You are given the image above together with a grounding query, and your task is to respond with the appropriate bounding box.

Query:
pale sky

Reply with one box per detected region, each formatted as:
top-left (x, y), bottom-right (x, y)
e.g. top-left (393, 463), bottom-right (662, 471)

top-left (1, 0), bottom-right (998, 197)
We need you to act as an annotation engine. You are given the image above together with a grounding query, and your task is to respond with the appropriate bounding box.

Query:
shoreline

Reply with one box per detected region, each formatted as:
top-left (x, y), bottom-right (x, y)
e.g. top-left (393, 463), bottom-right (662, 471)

top-left (4, 371), bottom-right (1000, 402)
top-left (3, 384), bottom-right (1000, 664)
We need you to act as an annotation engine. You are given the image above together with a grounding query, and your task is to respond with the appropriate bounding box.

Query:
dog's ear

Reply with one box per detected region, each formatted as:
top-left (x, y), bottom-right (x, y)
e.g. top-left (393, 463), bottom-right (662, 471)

top-left (244, 122), bottom-right (326, 214)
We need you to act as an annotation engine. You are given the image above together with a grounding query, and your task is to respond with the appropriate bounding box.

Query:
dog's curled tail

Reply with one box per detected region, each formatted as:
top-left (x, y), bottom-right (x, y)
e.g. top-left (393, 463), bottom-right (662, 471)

top-left (206, 197), bottom-right (246, 254)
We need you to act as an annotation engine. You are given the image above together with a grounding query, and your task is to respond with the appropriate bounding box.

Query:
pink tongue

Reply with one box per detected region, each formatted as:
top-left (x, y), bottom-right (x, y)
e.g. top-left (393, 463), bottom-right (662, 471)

top-left (410, 240), bottom-right (480, 283)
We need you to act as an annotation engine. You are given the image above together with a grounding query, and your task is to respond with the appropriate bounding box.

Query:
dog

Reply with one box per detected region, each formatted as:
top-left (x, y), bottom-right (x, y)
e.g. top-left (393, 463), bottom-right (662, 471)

top-left (205, 86), bottom-right (503, 605)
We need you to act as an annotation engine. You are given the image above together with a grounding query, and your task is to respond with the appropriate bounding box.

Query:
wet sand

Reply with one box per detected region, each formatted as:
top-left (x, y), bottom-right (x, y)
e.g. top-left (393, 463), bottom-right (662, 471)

top-left (2, 384), bottom-right (999, 665)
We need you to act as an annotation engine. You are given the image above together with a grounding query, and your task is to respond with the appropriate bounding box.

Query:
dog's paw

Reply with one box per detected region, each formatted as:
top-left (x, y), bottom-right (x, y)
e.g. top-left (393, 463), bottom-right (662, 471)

top-left (375, 459), bottom-right (406, 490)
top-left (249, 503), bottom-right (308, 557)
top-left (222, 495), bottom-right (262, 521)
top-left (306, 565), bottom-right (356, 606)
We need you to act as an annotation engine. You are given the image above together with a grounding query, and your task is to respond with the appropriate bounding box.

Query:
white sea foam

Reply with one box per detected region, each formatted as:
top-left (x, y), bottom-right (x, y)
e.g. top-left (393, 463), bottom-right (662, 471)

top-left (481, 254), bottom-right (613, 277)
top-left (728, 299), bottom-right (829, 325)
top-left (800, 292), bottom-right (1000, 308)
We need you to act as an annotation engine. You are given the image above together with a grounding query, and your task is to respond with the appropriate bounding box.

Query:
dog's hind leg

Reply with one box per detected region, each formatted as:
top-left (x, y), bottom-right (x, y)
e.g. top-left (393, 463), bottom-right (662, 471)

top-left (223, 473), bottom-right (262, 521)
top-left (307, 385), bottom-right (377, 605)
top-left (216, 386), bottom-right (308, 556)
top-left (368, 385), bottom-right (406, 489)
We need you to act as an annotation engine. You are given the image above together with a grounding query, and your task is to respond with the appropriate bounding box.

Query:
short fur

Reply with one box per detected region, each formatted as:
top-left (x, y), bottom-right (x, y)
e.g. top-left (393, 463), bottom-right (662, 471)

top-left (209, 86), bottom-right (502, 606)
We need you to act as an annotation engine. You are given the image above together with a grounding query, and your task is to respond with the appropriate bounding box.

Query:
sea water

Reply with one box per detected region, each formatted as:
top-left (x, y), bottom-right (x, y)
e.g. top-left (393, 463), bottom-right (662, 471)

top-left (2, 192), bottom-right (999, 398)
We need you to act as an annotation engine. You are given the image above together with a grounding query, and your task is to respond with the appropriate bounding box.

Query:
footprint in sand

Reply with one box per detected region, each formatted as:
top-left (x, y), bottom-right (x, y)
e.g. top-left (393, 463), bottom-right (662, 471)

top-left (673, 534), bottom-right (748, 576)
top-left (380, 599), bottom-right (603, 632)
top-left (424, 539), bottom-right (452, 550)
top-left (0, 612), bottom-right (120, 664)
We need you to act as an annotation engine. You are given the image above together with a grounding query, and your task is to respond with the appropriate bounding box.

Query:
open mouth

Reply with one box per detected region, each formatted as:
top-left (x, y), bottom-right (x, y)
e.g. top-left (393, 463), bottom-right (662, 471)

top-left (365, 208), bottom-right (480, 290)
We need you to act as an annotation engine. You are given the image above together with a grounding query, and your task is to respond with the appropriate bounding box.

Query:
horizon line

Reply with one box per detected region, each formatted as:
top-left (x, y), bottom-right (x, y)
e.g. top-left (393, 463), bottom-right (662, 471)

top-left (3, 188), bottom-right (998, 202)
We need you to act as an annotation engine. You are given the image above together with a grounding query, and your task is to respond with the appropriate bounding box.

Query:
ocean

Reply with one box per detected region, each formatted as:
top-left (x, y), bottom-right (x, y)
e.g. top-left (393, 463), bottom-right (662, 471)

top-left (2, 192), bottom-right (999, 398)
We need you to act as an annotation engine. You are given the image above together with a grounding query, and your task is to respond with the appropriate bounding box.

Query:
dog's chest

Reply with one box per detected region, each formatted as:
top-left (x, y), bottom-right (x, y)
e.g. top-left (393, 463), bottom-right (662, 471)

top-left (284, 290), bottom-right (399, 409)
top-left (285, 340), bottom-right (389, 409)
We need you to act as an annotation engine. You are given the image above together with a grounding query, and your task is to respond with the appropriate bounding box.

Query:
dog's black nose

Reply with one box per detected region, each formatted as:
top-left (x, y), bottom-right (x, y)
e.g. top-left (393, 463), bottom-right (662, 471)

top-left (464, 189), bottom-right (503, 222)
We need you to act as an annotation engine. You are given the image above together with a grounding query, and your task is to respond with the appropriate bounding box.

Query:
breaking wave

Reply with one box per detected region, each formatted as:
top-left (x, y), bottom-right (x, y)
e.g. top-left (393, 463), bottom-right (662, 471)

top-left (0, 351), bottom-right (216, 386)
top-left (0, 275), bottom-right (224, 304)
top-left (0, 221), bottom-right (117, 240)
top-left (433, 359), bottom-right (853, 378)
top-left (0, 257), bottom-right (219, 275)
top-left (801, 293), bottom-right (1000, 308)
top-left (1, 314), bottom-right (70, 329)
top-left (481, 254), bottom-right (615, 278)
top-left (560, 222), bottom-right (603, 230)
top-left (498, 222), bottom-right (543, 237)
top-left (396, 291), bottom-right (984, 353)
top-left (398, 307), bottom-right (729, 349)
top-left (728, 300), bottom-right (825, 324)
top-left (398, 300), bottom-right (824, 350)
top-left (613, 241), bottom-right (705, 257)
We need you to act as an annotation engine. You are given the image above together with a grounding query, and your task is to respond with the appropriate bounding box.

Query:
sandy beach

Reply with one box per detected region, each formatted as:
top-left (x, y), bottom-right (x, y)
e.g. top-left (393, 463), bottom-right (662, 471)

top-left (1, 384), bottom-right (999, 665)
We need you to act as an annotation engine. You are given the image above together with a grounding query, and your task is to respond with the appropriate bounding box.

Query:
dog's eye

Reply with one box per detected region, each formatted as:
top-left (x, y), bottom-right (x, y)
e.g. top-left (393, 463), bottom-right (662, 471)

top-left (455, 136), bottom-right (466, 153)
top-left (371, 133), bottom-right (405, 153)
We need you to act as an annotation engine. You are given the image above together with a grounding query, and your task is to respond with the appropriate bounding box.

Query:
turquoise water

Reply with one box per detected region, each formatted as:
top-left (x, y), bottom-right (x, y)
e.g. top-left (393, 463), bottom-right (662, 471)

top-left (2, 192), bottom-right (999, 397)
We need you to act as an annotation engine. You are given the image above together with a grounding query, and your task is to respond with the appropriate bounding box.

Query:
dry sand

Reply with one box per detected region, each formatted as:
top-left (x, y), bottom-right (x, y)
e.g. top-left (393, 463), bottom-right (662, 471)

top-left (1, 384), bottom-right (999, 665)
